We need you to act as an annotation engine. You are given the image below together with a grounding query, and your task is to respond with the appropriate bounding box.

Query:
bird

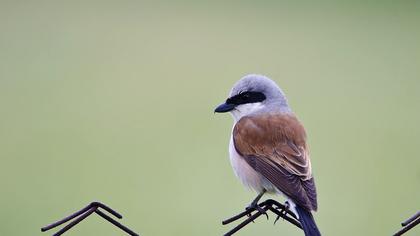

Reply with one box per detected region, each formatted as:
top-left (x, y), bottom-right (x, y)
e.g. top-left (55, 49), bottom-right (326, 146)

top-left (214, 74), bottom-right (321, 236)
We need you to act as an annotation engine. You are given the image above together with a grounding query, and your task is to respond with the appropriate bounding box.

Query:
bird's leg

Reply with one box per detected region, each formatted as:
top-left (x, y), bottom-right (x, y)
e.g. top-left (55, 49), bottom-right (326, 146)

top-left (274, 201), bottom-right (290, 224)
top-left (222, 199), bottom-right (304, 235)
top-left (247, 190), bottom-right (266, 208)
top-left (245, 189), bottom-right (268, 220)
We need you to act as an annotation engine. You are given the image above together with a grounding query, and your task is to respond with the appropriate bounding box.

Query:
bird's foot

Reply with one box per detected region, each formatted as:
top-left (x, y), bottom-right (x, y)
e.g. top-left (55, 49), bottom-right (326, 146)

top-left (274, 201), bottom-right (290, 225)
top-left (245, 202), bottom-right (269, 221)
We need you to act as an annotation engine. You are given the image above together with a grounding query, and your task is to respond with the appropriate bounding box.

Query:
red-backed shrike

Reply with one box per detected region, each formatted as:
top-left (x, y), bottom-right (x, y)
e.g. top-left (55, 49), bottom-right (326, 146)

top-left (215, 74), bottom-right (321, 236)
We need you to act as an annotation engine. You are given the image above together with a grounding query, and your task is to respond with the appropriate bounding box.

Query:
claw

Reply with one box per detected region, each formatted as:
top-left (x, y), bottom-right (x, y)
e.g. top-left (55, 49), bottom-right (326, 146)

top-left (222, 198), bottom-right (303, 236)
top-left (246, 204), bottom-right (269, 221)
top-left (245, 206), bottom-right (255, 222)
top-left (273, 206), bottom-right (284, 225)
top-left (274, 215), bottom-right (281, 225)
top-left (274, 201), bottom-right (290, 225)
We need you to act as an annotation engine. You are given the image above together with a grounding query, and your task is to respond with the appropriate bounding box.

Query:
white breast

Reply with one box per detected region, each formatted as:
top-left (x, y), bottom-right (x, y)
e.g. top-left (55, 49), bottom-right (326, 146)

top-left (229, 135), bottom-right (276, 193)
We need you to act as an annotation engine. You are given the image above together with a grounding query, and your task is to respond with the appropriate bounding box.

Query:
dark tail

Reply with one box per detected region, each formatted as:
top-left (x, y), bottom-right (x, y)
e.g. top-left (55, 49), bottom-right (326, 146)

top-left (295, 205), bottom-right (321, 236)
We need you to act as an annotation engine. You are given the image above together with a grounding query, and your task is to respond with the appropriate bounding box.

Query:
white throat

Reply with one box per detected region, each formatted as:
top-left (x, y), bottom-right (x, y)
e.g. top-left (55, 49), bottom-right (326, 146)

top-left (230, 102), bottom-right (264, 122)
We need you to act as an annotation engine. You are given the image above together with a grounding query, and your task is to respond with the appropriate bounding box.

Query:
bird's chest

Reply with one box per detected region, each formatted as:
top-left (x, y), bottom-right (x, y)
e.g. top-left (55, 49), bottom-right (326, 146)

top-left (229, 135), bottom-right (274, 193)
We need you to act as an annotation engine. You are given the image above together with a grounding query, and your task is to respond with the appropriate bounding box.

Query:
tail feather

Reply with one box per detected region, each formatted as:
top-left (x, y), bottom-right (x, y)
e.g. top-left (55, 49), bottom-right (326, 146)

top-left (295, 205), bottom-right (321, 236)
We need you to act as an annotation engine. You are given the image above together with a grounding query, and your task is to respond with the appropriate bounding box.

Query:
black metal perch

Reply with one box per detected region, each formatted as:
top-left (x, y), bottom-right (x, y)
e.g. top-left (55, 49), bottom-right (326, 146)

top-left (41, 201), bottom-right (139, 236)
top-left (222, 199), bottom-right (302, 236)
top-left (393, 211), bottom-right (420, 236)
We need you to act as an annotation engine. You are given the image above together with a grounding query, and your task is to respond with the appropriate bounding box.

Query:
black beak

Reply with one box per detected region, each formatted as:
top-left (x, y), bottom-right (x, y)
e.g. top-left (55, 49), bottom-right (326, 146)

top-left (214, 102), bottom-right (235, 113)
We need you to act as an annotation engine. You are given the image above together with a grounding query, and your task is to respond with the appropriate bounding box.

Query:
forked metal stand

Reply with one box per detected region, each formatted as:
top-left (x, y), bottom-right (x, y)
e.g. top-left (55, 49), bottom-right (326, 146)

top-left (222, 199), bottom-right (302, 236)
top-left (41, 202), bottom-right (139, 236)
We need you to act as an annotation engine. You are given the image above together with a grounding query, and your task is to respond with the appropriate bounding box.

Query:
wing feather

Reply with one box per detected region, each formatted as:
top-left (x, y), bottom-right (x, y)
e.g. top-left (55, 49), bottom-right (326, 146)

top-left (233, 113), bottom-right (318, 211)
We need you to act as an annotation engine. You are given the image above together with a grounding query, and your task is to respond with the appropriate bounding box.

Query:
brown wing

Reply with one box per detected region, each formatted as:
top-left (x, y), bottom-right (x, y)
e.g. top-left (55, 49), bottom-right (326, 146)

top-left (233, 113), bottom-right (318, 211)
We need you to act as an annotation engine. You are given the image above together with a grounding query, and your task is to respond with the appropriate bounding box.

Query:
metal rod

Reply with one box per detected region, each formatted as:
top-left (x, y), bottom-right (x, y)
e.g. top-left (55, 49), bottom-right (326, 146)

top-left (41, 202), bottom-right (139, 236)
top-left (52, 207), bottom-right (97, 236)
top-left (393, 217), bottom-right (420, 236)
top-left (402, 211), bottom-right (420, 227)
top-left (92, 201), bottom-right (123, 219)
top-left (224, 205), bottom-right (270, 236)
top-left (222, 202), bottom-right (264, 225)
top-left (266, 205), bottom-right (301, 229)
top-left (41, 203), bottom-right (95, 232)
top-left (222, 199), bottom-right (303, 236)
top-left (95, 209), bottom-right (139, 236)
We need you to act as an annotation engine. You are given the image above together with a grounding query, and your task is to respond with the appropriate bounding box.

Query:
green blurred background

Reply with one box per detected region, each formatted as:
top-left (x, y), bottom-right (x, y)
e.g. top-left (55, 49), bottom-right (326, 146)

top-left (1, 1), bottom-right (419, 235)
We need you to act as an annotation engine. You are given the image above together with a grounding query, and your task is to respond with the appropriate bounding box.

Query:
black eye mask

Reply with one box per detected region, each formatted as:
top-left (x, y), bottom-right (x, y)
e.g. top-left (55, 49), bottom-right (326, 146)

top-left (226, 91), bottom-right (266, 105)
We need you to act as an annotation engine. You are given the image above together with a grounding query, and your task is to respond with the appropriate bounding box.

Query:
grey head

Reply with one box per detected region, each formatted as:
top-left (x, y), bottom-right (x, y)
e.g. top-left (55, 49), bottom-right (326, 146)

top-left (214, 74), bottom-right (291, 121)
